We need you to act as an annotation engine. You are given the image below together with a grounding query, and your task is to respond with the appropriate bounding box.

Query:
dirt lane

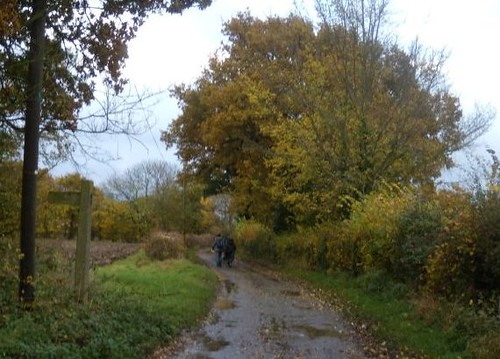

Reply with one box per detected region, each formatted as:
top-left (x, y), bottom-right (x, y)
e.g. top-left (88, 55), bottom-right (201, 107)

top-left (164, 249), bottom-right (368, 359)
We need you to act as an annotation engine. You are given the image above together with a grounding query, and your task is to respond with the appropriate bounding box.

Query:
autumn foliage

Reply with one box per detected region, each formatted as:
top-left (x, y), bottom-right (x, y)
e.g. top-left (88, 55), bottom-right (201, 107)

top-left (163, 12), bottom-right (490, 230)
top-left (162, 9), bottom-right (498, 338)
top-left (0, 161), bottom-right (200, 243)
top-left (251, 182), bottom-right (499, 299)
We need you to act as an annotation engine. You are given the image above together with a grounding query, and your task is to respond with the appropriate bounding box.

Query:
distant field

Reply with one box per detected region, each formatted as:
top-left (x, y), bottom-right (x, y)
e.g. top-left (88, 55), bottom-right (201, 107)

top-left (38, 238), bottom-right (141, 266)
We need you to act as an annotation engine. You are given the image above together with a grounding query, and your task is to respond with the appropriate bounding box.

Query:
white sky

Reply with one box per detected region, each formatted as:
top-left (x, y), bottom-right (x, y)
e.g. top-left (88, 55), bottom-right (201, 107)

top-left (51, 0), bottom-right (500, 185)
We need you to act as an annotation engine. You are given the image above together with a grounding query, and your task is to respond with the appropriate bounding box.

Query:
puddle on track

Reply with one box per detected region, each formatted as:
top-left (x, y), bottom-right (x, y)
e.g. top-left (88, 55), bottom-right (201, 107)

top-left (197, 333), bottom-right (230, 352)
top-left (293, 324), bottom-right (345, 339)
top-left (204, 338), bottom-right (230, 351)
top-left (281, 289), bottom-right (301, 296)
top-left (222, 279), bottom-right (236, 294)
top-left (214, 297), bottom-right (236, 310)
top-left (211, 278), bottom-right (237, 310)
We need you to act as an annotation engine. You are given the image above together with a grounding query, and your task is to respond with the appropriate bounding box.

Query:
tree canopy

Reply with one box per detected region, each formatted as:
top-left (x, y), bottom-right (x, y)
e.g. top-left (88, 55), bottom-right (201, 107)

top-left (163, 4), bottom-right (490, 230)
top-left (0, 0), bottom-right (211, 151)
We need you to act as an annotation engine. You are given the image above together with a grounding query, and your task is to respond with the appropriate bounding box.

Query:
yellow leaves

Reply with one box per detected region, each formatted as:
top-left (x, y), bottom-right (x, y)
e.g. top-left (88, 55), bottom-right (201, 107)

top-left (167, 13), bottom-right (468, 230)
top-left (93, 199), bottom-right (148, 242)
top-left (199, 196), bottom-right (220, 233)
top-left (0, 161), bottom-right (23, 237)
top-left (0, 0), bottom-right (21, 37)
top-left (423, 191), bottom-right (478, 297)
top-left (337, 183), bottom-right (415, 270)
top-left (490, 184), bottom-right (500, 193)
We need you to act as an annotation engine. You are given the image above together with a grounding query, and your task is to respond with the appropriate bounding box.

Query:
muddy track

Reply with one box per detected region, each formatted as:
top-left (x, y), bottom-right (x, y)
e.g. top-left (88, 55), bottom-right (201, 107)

top-left (155, 249), bottom-right (368, 359)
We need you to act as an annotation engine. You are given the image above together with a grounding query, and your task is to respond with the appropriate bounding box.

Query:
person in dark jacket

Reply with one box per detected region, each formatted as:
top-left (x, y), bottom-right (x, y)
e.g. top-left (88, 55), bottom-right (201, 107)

top-left (211, 234), bottom-right (224, 267)
top-left (223, 237), bottom-right (236, 267)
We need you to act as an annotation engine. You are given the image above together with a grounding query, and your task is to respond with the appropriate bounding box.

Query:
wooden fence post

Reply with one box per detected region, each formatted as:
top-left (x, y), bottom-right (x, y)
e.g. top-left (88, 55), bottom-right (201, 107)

top-left (75, 180), bottom-right (93, 302)
top-left (48, 180), bottom-right (93, 303)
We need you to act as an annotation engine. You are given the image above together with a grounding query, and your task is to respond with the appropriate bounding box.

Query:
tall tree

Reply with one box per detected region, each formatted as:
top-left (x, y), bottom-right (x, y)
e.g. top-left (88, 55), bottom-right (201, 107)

top-left (163, 7), bottom-right (491, 229)
top-left (5, 0), bottom-right (212, 304)
top-left (164, 14), bottom-right (316, 227)
top-left (19, 0), bottom-right (47, 305)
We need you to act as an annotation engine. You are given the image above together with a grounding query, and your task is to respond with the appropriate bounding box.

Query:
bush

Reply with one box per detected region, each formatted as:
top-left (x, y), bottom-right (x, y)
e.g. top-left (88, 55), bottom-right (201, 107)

top-left (394, 199), bottom-right (443, 285)
top-left (326, 224), bottom-right (363, 274)
top-left (305, 224), bottom-right (333, 271)
top-left (423, 191), bottom-right (477, 298)
top-left (0, 161), bottom-right (22, 238)
top-left (93, 199), bottom-right (150, 242)
top-left (272, 224), bottom-right (332, 270)
top-left (273, 233), bottom-right (309, 269)
top-left (412, 292), bottom-right (500, 356)
top-left (183, 233), bottom-right (213, 249)
top-left (335, 184), bottom-right (413, 274)
top-left (354, 270), bottom-right (408, 299)
top-left (0, 237), bottom-right (18, 313)
top-left (331, 186), bottom-right (495, 299)
top-left (473, 190), bottom-right (500, 291)
top-left (273, 232), bottom-right (305, 266)
top-left (143, 232), bottom-right (186, 261)
top-left (233, 220), bottom-right (275, 261)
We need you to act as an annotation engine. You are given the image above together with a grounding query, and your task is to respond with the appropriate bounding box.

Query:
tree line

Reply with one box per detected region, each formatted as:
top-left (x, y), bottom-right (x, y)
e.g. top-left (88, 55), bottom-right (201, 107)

top-left (0, 159), bottom-right (210, 242)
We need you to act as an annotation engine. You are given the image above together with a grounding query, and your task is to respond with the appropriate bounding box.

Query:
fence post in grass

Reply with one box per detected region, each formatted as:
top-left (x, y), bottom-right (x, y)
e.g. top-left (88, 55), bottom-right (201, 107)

top-left (48, 180), bottom-right (93, 303)
top-left (75, 180), bottom-right (93, 303)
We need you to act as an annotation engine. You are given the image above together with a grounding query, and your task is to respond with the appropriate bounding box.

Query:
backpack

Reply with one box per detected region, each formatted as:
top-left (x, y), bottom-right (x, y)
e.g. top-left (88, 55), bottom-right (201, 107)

top-left (215, 236), bottom-right (225, 250)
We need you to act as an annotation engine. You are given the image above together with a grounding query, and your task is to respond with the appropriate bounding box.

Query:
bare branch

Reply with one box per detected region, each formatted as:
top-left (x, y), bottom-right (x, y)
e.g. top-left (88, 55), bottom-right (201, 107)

top-left (457, 103), bottom-right (495, 150)
top-left (76, 84), bottom-right (165, 135)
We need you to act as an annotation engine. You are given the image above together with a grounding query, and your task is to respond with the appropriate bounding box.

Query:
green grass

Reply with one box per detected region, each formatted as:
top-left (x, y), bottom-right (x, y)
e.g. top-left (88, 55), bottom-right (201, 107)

top-left (283, 269), bottom-right (471, 359)
top-left (0, 250), bottom-right (218, 359)
top-left (95, 250), bottom-right (218, 329)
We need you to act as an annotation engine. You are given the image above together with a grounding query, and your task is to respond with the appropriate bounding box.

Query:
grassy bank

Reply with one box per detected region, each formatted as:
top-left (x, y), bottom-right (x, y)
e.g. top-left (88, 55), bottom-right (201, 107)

top-left (96, 250), bottom-right (218, 331)
top-left (283, 268), bottom-right (498, 359)
top-left (0, 249), bottom-right (218, 359)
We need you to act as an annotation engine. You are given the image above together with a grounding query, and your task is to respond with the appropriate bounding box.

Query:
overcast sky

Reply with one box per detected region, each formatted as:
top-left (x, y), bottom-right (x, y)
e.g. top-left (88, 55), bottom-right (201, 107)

top-left (51, 0), bottom-right (500, 185)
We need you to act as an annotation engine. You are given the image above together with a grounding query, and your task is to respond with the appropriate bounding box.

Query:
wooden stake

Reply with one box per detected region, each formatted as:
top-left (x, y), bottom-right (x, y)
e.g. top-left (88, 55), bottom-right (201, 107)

top-left (48, 180), bottom-right (93, 303)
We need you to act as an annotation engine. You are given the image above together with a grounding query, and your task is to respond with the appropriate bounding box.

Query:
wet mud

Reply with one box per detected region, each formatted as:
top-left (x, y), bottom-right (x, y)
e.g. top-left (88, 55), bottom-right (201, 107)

top-left (164, 249), bottom-right (368, 359)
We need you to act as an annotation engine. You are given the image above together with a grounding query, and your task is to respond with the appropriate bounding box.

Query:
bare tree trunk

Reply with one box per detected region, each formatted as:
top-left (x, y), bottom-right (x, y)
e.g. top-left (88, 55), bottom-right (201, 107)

top-left (19, 0), bottom-right (47, 305)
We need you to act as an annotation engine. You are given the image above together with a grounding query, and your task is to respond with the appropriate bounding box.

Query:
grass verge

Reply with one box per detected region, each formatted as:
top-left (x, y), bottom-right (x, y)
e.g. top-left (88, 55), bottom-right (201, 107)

top-left (0, 249), bottom-right (218, 359)
top-left (283, 268), bottom-right (473, 359)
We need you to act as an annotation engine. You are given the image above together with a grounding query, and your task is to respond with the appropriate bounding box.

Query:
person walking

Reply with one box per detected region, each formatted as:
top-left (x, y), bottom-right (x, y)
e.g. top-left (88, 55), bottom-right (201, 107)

top-left (224, 237), bottom-right (236, 267)
top-left (211, 234), bottom-right (225, 267)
